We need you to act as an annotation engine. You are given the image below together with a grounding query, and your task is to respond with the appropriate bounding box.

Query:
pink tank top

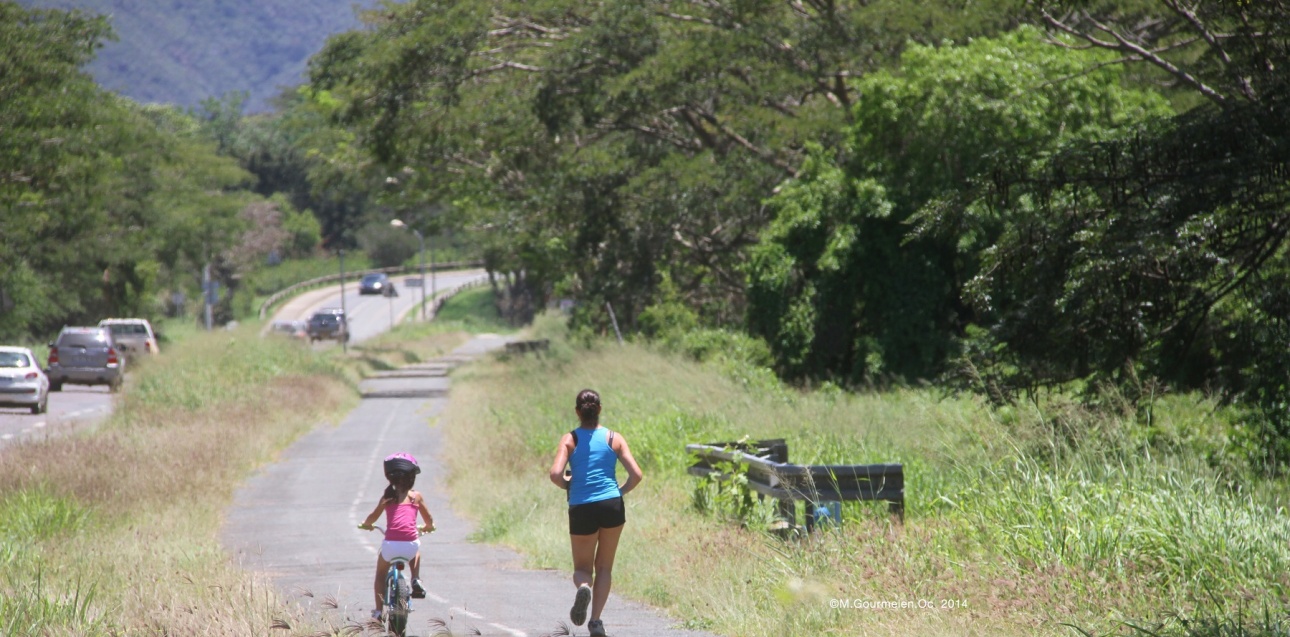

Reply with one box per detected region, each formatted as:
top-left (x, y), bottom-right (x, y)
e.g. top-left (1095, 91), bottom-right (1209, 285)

top-left (385, 501), bottom-right (419, 541)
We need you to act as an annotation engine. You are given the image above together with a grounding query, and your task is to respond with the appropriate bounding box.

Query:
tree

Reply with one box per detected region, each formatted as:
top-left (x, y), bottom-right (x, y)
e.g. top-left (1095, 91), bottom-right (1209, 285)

top-left (747, 27), bottom-right (1171, 384)
top-left (0, 3), bottom-right (257, 338)
top-left (942, 1), bottom-right (1290, 467)
top-left (305, 0), bottom-right (1026, 331)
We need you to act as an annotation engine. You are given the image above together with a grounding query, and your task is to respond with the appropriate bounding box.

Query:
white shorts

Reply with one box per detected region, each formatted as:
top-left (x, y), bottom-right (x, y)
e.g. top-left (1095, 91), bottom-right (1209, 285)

top-left (380, 539), bottom-right (420, 563)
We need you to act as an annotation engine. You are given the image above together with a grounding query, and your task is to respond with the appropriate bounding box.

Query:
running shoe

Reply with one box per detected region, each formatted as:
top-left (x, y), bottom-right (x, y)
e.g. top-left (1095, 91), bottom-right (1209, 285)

top-left (570, 584), bottom-right (592, 626)
top-left (588, 618), bottom-right (607, 636)
top-left (412, 579), bottom-right (426, 599)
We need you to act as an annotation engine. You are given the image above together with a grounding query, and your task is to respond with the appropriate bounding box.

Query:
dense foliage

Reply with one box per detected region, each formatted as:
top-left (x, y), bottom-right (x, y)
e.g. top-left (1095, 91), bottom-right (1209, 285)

top-left (305, 0), bottom-right (1022, 325)
top-left (0, 2), bottom-right (321, 340)
top-left (299, 0), bottom-right (1290, 468)
top-left (747, 27), bottom-right (1172, 382)
top-left (7, 0), bottom-right (1290, 467)
top-left (933, 0), bottom-right (1290, 469)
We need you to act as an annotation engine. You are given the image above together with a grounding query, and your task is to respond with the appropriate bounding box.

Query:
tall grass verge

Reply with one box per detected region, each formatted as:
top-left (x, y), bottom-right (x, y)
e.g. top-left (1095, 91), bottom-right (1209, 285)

top-left (0, 323), bottom-right (354, 635)
top-left (439, 326), bottom-right (1290, 637)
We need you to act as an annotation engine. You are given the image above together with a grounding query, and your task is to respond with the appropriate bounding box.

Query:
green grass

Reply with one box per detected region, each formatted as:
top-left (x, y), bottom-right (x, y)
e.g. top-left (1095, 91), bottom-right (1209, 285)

top-left (429, 285), bottom-right (508, 330)
top-left (0, 321), bottom-right (356, 635)
top-left (438, 316), bottom-right (1290, 637)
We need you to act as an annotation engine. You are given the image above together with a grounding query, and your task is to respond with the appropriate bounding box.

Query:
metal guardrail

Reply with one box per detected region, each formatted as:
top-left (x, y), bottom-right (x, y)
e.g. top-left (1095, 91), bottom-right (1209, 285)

top-left (257, 260), bottom-right (483, 320)
top-left (687, 439), bottom-right (904, 530)
top-left (423, 277), bottom-right (488, 322)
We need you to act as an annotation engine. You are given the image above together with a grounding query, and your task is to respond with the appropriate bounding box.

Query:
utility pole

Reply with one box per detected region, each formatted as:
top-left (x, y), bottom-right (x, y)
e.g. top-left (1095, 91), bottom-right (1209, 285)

top-left (391, 219), bottom-right (426, 321)
top-left (203, 262), bottom-right (213, 331)
top-left (339, 249), bottom-right (348, 353)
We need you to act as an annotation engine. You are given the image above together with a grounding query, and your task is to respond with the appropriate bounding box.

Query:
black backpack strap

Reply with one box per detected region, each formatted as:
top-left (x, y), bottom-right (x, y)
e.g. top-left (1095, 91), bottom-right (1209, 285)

top-left (569, 429), bottom-right (578, 450)
top-left (607, 430), bottom-right (615, 446)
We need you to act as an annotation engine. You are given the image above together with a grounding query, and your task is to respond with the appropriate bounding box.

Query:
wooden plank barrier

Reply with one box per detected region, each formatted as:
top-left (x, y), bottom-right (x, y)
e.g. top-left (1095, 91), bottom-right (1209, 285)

top-left (504, 339), bottom-right (550, 354)
top-left (687, 440), bottom-right (904, 531)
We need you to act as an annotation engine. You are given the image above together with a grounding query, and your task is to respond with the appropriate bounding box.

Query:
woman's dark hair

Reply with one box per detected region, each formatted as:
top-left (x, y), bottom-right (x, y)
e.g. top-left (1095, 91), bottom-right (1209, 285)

top-left (575, 389), bottom-right (601, 425)
top-left (382, 471), bottom-right (417, 503)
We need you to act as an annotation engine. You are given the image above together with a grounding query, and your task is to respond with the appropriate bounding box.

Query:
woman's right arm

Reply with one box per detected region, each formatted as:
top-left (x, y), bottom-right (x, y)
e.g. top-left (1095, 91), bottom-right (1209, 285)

top-left (613, 434), bottom-right (644, 496)
top-left (548, 433), bottom-right (573, 489)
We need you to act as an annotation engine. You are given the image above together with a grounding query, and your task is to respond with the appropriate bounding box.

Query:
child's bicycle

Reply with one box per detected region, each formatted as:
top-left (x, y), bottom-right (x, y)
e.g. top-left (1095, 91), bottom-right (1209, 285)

top-left (360, 524), bottom-right (432, 637)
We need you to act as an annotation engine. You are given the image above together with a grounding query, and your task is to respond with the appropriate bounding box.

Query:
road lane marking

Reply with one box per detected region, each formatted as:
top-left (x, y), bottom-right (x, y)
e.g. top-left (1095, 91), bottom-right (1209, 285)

top-left (1, 434), bottom-right (12, 440)
top-left (489, 623), bottom-right (528, 637)
top-left (33, 421), bottom-right (46, 428)
top-left (454, 608), bottom-right (484, 620)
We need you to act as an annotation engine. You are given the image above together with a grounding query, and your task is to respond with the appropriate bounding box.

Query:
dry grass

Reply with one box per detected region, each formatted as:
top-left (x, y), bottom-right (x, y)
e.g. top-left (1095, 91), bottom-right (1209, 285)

top-left (439, 338), bottom-right (1290, 637)
top-left (0, 325), bottom-right (356, 636)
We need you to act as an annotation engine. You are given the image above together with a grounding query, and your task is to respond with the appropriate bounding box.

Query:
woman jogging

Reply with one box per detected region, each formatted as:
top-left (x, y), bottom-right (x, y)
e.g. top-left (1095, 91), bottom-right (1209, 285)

top-left (548, 389), bottom-right (644, 637)
top-left (359, 452), bottom-right (435, 620)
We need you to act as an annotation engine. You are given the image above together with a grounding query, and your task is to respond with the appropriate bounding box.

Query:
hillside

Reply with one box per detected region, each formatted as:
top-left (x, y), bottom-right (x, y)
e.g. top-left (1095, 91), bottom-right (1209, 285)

top-left (20, 0), bottom-right (377, 112)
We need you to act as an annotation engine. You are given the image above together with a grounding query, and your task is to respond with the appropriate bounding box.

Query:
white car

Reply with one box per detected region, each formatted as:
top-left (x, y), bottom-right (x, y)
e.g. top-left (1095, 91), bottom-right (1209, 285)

top-left (99, 318), bottom-right (161, 356)
top-left (0, 346), bottom-right (50, 414)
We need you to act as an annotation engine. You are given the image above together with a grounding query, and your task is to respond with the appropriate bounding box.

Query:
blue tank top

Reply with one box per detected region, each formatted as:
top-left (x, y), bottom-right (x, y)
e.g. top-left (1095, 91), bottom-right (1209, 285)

top-left (568, 427), bottom-right (621, 505)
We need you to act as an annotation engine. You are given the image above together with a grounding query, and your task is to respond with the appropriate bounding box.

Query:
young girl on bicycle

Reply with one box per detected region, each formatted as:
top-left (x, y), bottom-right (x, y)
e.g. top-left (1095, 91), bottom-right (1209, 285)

top-left (359, 452), bottom-right (435, 619)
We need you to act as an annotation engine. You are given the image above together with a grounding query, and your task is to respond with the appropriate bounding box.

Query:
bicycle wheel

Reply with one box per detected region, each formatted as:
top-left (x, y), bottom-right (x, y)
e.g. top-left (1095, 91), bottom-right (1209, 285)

top-left (388, 573), bottom-right (411, 636)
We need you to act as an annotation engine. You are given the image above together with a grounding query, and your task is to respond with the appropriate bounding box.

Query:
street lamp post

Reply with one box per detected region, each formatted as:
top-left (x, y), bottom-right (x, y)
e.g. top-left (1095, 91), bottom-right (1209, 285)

top-left (390, 219), bottom-right (425, 321)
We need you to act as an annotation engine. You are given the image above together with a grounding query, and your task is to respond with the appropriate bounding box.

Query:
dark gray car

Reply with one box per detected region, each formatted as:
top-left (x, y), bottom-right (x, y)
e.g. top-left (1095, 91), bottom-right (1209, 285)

top-left (307, 309), bottom-right (349, 343)
top-left (47, 326), bottom-right (126, 392)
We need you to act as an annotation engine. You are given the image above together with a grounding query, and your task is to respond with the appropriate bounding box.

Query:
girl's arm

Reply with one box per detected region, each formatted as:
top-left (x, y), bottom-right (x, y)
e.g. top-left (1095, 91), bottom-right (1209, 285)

top-left (548, 433), bottom-right (574, 490)
top-left (413, 491), bottom-right (435, 532)
top-left (358, 498), bottom-right (389, 529)
top-left (613, 434), bottom-right (644, 496)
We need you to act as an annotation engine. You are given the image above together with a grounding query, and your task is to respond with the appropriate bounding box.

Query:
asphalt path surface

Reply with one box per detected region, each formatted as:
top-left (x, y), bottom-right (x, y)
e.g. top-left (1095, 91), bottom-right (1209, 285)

top-left (221, 337), bottom-right (720, 637)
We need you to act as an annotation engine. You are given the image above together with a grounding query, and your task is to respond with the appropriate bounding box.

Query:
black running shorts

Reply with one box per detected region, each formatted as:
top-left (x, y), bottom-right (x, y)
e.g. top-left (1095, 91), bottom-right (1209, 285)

top-left (568, 497), bottom-right (626, 535)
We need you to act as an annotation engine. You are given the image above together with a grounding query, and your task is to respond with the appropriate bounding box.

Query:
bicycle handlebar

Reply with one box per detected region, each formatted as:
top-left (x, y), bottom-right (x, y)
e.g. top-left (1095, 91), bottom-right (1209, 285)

top-left (358, 524), bottom-right (435, 535)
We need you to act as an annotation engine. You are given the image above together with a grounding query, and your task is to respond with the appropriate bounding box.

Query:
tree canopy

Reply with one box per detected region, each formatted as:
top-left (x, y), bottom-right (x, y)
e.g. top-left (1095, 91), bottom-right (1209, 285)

top-left (0, 2), bottom-right (313, 339)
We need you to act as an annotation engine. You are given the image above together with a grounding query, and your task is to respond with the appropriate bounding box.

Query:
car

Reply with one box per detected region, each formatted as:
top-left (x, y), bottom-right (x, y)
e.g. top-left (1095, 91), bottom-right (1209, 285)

top-left (98, 318), bottom-right (160, 356)
top-left (307, 308), bottom-right (350, 343)
top-left (0, 346), bottom-right (50, 414)
top-left (359, 273), bottom-right (396, 296)
top-left (46, 326), bottom-right (126, 392)
top-left (270, 320), bottom-right (309, 340)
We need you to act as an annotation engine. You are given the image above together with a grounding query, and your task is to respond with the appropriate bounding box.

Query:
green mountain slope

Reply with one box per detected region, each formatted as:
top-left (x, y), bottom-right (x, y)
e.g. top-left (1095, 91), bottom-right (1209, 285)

top-left (20, 0), bottom-right (376, 112)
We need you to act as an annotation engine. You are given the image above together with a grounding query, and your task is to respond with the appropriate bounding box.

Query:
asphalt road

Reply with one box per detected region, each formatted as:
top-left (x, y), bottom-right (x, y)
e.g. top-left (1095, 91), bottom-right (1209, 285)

top-left (0, 269), bottom-right (487, 451)
top-left (270, 269), bottom-right (489, 346)
top-left (0, 384), bottom-right (113, 447)
top-left (221, 337), bottom-right (720, 637)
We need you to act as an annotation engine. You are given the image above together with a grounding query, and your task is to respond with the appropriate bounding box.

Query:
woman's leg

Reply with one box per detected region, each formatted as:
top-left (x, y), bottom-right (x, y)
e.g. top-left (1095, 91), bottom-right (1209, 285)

top-left (373, 555), bottom-right (390, 611)
top-left (590, 524), bottom-right (624, 621)
top-left (570, 531), bottom-right (598, 590)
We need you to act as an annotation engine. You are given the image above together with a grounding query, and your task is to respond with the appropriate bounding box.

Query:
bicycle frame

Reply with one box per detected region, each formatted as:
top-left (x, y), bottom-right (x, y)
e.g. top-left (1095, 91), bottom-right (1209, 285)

top-left (364, 525), bottom-right (415, 636)
top-left (383, 557), bottom-right (412, 635)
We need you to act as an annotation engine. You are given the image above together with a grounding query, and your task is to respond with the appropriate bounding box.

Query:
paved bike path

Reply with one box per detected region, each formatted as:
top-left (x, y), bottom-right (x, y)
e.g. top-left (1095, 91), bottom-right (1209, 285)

top-left (221, 335), bottom-right (719, 637)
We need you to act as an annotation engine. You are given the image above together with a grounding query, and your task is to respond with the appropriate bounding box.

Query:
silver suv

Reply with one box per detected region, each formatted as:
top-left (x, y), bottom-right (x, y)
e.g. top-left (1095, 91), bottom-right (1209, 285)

top-left (47, 326), bottom-right (126, 392)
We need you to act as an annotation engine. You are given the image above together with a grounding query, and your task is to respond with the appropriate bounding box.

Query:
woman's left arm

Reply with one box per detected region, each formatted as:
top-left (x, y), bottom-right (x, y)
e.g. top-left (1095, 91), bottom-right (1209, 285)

top-left (614, 434), bottom-right (644, 496)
